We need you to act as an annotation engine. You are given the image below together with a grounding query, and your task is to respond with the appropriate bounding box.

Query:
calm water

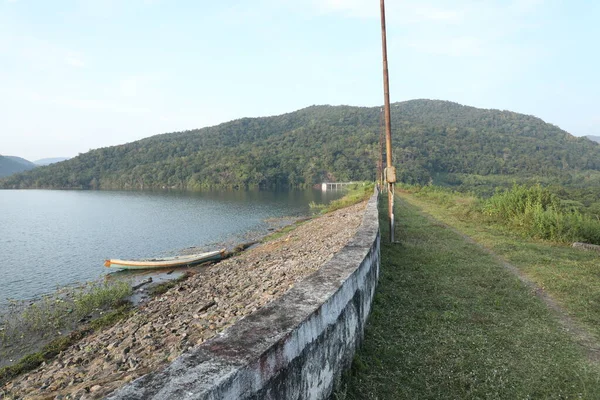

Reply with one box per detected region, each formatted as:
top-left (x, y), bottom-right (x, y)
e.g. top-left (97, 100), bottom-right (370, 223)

top-left (0, 189), bottom-right (343, 303)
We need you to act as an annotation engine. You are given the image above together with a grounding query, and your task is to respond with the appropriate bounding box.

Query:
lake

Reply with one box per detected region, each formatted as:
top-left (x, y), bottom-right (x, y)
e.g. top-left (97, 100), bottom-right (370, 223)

top-left (0, 189), bottom-right (343, 303)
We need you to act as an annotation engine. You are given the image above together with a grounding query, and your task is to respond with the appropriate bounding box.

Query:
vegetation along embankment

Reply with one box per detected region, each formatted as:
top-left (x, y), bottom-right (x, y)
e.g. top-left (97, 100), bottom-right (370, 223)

top-left (0, 281), bottom-right (133, 369)
top-left (1, 185), bottom-right (374, 399)
top-left (335, 187), bottom-right (600, 399)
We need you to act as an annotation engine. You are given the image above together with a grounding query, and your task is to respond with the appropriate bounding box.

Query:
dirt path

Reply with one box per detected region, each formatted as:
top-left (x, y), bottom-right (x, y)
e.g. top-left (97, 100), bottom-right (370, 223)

top-left (2, 201), bottom-right (367, 400)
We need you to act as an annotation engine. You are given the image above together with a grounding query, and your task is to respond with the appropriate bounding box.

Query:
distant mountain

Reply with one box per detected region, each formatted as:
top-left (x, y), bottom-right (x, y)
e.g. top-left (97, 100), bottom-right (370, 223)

top-left (2, 99), bottom-right (600, 190)
top-left (587, 135), bottom-right (600, 144)
top-left (6, 156), bottom-right (36, 168)
top-left (34, 157), bottom-right (69, 166)
top-left (0, 155), bottom-right (68, 178)
top-left (0, 155), bottom-right (36, 178)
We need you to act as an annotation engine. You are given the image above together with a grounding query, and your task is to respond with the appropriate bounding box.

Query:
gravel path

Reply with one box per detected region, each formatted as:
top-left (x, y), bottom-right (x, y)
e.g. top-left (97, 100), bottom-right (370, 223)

top-left (2, 201), bottom-right (366, 399)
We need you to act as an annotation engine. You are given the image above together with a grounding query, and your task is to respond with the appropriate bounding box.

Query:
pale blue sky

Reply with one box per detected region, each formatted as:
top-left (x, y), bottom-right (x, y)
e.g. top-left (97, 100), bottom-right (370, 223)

top-left (1, 0), bottom-right (598, 161)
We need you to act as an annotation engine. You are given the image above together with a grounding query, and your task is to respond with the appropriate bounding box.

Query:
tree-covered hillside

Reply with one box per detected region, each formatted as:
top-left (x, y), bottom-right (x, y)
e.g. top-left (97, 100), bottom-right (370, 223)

top-left (2, 100), bottom-right (599, 190)
top-left (0, 155), bottom-right (36, 178)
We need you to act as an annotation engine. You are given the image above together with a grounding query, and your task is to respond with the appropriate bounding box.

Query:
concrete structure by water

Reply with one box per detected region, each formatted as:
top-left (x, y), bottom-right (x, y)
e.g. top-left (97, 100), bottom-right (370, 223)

top-left (109, 191), bottom-right (380, 400)
top-left (320, 182), bottom-right (357, 191)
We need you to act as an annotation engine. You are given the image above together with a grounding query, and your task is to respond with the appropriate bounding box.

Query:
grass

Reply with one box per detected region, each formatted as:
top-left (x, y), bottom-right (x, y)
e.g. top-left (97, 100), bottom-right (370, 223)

top-left (0, 279), bottom-right (133, 382)
top-left (335, 194), bottom-right (600, 399)
top-left (72, 280), bottom-right (131, 315)
top-left (88, 305), bottom-right (132, 330)
top-left (402, 187), bottom-right (600, 342)
top-left (0, 304), bottom-right (132, 386)
top-left (0, 262), bottom-right (212, 384)
top-left (0, 330), bottom-right (88, 385)
top-left (480, 184), bottom-right (600, 244)
top-left (0, 269), bottom-right (201, 383)
top-left (407, 183), bottom-right (600, 245)
top-left (0, 281), bottom-right (131, 344)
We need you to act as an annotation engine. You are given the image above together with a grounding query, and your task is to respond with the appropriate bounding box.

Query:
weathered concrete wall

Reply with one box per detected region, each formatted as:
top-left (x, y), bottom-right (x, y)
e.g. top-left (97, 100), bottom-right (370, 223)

top-left (108, 192), bottom-right (380, 400)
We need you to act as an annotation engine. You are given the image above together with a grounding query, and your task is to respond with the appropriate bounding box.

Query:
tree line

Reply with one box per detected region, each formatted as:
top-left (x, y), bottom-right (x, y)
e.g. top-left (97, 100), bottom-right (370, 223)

top-left (2, 99), bottom-right (599, 191)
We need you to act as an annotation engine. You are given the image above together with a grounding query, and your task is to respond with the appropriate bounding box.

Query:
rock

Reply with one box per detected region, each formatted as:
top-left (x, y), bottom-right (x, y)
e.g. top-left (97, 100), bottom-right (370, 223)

top-left (106, 341), bottom-right (119, 350)
top-left (90, 384), bottom-right (102, 392)
top-left (72, 388), bottom-right (88, 398)
top-left (196, 300), bottom-right (216, 313)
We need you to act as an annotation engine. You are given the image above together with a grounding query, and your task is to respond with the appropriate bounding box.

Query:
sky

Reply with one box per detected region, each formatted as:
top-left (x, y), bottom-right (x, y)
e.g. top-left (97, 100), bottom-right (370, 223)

top-left (1, 0), bottom-right (599, 161)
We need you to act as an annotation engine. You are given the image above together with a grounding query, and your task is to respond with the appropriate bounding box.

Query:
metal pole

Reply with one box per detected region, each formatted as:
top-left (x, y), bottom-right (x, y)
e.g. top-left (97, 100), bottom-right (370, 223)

top-left (380, 0), bottom-right (395, 242)
top-left (378, 108), bottom-right (384, 190)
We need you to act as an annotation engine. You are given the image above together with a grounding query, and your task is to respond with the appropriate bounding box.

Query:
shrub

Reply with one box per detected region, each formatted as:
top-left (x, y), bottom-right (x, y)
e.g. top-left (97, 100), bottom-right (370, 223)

top-left (404, 183), bottom-right (600, 245)
top-left (481, 184), bottom-right (600, 244)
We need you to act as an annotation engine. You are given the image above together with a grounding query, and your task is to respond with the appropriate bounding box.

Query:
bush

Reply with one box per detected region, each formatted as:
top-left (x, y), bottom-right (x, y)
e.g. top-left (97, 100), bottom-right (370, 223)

top-left (482, 184), bottom-right (600, 244)
top-left (404, 183), bottom-right (600, 245)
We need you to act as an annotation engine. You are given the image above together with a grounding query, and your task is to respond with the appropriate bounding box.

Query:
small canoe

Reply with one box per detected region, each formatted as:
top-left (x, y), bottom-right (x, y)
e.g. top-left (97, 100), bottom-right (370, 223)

top-left (104, 248), bottom-right (226, 270)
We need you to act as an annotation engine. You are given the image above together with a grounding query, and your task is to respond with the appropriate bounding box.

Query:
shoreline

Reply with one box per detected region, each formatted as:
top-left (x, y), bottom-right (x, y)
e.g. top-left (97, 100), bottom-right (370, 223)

top-left (0, 213), bottom-right (306, 307)
top-left (1, 200), bottom-right (367, 398)
top-left (0, 215), bottom-right (309, 370)
top-left (0, 188), bottom-right (337, 308)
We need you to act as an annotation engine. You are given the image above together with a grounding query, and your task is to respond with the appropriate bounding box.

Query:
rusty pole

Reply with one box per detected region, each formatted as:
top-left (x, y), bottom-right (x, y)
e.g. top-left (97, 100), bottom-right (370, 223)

top-left (380, 0), bottom-right (395, 242)
top-left (378, 108), bottom-right (385, 190)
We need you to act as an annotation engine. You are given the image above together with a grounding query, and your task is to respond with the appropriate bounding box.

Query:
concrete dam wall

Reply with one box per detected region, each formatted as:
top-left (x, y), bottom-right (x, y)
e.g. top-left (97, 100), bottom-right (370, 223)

top-left (109, 191), bottom-right (381, 400)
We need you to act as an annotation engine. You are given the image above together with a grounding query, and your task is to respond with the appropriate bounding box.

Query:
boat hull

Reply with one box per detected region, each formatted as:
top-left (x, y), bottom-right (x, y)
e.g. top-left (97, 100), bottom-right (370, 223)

top-left (104, 249), bottom-right (225, 270)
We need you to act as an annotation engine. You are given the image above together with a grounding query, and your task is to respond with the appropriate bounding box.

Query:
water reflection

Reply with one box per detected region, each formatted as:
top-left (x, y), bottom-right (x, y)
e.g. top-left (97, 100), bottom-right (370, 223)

top-left (0, 189), bottom-right (344, 303)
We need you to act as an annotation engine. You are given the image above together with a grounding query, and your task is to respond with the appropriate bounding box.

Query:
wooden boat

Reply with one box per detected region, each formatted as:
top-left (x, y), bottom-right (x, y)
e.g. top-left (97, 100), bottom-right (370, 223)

top-left (104, 248), bottom-right (226, 270)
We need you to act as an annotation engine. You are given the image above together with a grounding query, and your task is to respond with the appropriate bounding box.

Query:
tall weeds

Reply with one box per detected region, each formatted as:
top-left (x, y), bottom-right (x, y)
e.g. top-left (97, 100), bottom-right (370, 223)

top-left (482, 184), bottom-right (600, 243)
top-left (403, 183), bottom-right (600, 245)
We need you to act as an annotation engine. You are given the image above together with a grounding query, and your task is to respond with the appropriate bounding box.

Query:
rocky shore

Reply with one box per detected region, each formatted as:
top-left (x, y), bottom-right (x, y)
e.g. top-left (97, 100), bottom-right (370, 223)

top-left (1, 201), bottom-right (367, 399)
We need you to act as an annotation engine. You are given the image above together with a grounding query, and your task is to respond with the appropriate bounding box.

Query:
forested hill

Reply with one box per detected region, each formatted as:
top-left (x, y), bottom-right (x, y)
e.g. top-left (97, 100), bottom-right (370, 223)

top-left (1, 99), bottom-right (599, 190)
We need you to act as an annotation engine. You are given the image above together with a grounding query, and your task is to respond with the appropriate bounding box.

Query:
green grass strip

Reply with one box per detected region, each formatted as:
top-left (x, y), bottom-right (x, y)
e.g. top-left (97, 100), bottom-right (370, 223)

top-left (403, 189), bottom-right (600, 345)
top-left (336, 196), bottom-right (600, 399)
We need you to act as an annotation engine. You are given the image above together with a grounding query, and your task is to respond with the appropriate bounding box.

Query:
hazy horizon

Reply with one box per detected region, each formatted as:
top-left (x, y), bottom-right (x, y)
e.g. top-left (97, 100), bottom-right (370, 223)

top-left (2, 1), bottom-right (599, 160)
